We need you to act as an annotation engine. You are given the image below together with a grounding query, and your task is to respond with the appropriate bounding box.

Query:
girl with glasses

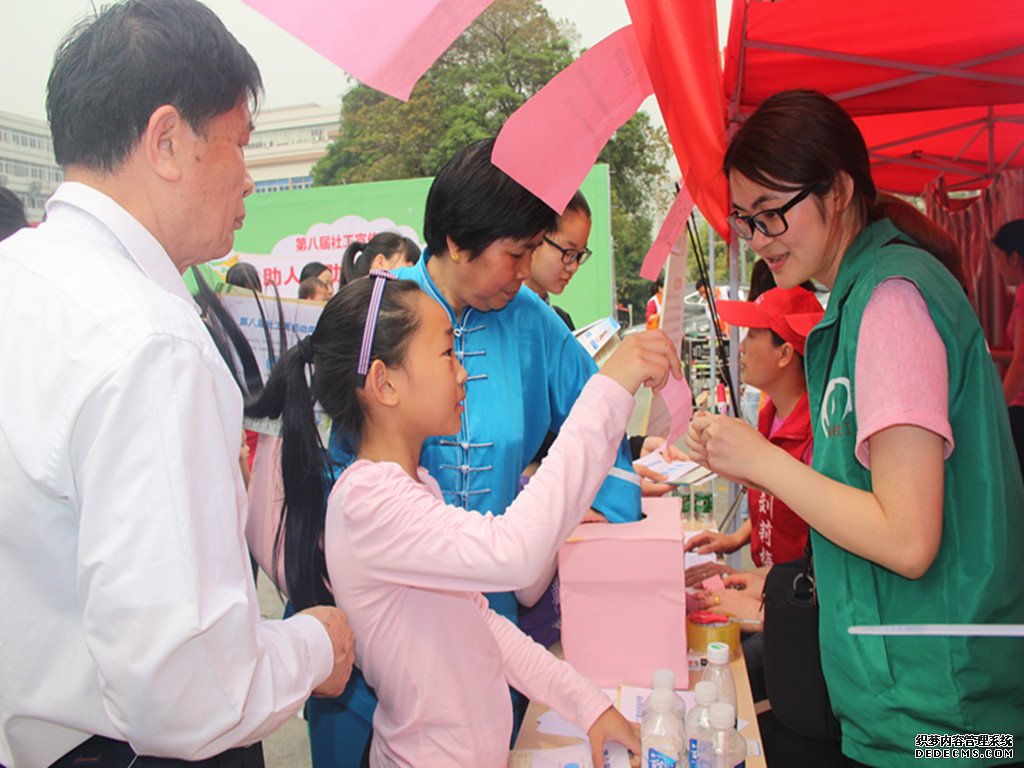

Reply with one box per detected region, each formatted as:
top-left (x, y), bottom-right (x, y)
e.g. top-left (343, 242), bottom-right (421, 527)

top-left (686, 89), bottom-right (1024, 767)
top-left (524, 189), bottom-right (593, 331)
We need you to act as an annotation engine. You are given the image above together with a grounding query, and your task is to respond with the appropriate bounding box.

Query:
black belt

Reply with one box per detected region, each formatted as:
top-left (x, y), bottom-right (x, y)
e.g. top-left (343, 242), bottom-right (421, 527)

top-left (49, 736), bottom-right (264, 768)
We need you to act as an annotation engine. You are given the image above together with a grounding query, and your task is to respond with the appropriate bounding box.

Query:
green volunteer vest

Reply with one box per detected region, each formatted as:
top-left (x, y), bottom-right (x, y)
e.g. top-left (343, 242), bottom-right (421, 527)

top-left (804, 218), bottom-right (1024, 767)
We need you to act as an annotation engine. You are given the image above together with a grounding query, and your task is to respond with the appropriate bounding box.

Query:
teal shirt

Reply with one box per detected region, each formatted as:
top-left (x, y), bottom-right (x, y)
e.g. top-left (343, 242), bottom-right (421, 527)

top-left (804, 219), bottom-right (1024, 767)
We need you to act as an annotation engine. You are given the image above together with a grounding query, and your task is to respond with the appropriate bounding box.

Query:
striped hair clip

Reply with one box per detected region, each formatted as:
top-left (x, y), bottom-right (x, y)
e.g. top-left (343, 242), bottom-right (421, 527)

top-left (356, 269), bottom-right (397, 386)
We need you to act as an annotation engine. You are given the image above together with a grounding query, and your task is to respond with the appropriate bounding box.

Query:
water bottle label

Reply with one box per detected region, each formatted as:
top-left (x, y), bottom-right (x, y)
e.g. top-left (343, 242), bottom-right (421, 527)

top-left (646, 747), bottom-right (678, 768)
top-left (687, 738), bottom-right (709, 768)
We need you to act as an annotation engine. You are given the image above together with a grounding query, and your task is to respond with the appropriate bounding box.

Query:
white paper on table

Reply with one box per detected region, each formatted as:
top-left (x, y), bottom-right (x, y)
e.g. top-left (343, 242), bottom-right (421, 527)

top-left (537, 710), bottom-right (588, 740)
top-left (536, 688), bottom-right (623, 742)
top-left (509, 745), bottom-right (589, 768)
top-left (633, 454), bottom-right (701, 483)
top-left (603, 742), bottom-right (631, 768)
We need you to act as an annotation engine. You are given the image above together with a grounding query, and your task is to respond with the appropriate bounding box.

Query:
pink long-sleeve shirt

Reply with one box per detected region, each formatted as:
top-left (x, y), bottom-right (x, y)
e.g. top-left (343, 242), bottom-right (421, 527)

top-left (324, 375), bottom-right (635, 767)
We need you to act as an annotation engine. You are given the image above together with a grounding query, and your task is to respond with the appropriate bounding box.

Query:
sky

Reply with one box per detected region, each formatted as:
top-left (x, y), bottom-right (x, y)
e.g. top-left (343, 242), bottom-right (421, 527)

top-left (0, 0), bottom-right (731, 124)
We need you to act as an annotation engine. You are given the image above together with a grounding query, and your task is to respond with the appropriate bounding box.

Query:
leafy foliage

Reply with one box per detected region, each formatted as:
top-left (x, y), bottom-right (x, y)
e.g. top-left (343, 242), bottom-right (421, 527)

top-left (312, 0), bottom-right (673, 315)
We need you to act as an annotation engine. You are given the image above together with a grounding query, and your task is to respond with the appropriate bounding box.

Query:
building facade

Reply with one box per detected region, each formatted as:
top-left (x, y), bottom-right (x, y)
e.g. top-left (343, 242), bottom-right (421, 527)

top-left (0, 102), bottom-right (340, 222)
top-left (0, 111), bottom-right (63, 223)
top-left (246, 103), bottom-right (340, 194)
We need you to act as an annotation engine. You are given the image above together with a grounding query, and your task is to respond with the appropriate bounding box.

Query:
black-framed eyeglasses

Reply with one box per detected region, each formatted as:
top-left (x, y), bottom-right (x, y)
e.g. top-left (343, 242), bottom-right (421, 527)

top-left (543, 235), bottom-right (592, 266)
top-left (728, 186), bottom-right (815, 241)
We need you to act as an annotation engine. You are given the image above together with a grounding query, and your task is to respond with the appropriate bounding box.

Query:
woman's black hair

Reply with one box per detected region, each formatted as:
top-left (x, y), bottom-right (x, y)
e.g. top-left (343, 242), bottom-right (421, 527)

top-left (244, 276), bottom-right (423, 610)
top-left (402, 236), bottom-right (422, 266)
top-left (341, 232), bottom-right (416, 283)
top-left (422, 138), bottom-right (557, 260)
top-left (993, 219), bottom-right (1024, 259)
top-left (300, 261), bottom-right (331, 282)
top-left (725, 89), bottom-right (966, 290)
top-left (226, 262), bottom-right (261, 292)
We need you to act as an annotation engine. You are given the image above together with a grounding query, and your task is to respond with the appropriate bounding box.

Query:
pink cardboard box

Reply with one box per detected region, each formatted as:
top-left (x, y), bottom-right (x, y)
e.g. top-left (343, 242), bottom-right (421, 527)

top-left (558, 498), bottom-right (688, 688)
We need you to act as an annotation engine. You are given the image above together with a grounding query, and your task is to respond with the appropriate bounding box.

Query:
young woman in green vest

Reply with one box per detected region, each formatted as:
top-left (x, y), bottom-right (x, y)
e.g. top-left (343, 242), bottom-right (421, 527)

top-left (686, 89), bottom-right (1024, 767)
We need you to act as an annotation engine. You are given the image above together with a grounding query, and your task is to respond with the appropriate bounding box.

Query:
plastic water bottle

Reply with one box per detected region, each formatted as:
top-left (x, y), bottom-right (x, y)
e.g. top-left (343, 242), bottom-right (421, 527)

top-left (642, 668), bottom-right (686, 722)
top-left (685, 680), bottom-right (717, 768)
top-left (642, 688), bottom-right (684, 768)
top-left (708, 702), bottom-right (746, 767)
top-left (700, 642), bottom-right (736, 715)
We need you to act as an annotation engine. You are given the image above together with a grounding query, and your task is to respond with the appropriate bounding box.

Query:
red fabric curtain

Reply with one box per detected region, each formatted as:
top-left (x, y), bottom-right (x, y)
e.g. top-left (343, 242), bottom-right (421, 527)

top-left (926, 169), bottom-right (1024, 346)
top-left (625, 0), bottom-right (730, 237)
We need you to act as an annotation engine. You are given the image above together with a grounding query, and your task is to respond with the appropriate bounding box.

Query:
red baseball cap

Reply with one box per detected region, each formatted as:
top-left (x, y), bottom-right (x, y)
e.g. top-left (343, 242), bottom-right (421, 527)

top-left (715, 287), bottom-right (824, 355)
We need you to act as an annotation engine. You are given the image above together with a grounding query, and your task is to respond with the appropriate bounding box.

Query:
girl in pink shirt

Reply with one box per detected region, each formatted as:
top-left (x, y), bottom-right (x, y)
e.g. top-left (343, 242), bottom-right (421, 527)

top-left (246, 271), bottom-right (680, 767)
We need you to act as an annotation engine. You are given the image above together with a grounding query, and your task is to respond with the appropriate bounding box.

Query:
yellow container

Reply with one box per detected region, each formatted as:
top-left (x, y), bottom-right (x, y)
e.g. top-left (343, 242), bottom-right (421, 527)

top-left (687, 611), bottom-right (740, 659)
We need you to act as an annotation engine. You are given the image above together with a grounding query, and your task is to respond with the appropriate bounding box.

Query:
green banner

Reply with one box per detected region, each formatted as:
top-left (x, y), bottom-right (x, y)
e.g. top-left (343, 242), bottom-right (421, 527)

top-left (226, 165), bottom-right (614, 326)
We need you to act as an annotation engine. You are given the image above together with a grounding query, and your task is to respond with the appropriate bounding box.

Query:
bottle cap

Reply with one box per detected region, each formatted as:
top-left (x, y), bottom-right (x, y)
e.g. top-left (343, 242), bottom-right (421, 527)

top-left (707, 641), bottom-right (730, 664)
top-left (693, 681), bottom-right (717, 705)
top-left (710, 702), bottom-right (736, 728)
top-left (651, 668), bottom-right (675, 691)
top-left (650, 688), bottom-right (675, 713)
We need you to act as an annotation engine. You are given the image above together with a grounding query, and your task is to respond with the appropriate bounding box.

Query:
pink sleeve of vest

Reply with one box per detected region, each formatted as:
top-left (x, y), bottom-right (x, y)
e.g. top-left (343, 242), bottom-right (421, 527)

top-left (854, 278), bottom-right (954, 469)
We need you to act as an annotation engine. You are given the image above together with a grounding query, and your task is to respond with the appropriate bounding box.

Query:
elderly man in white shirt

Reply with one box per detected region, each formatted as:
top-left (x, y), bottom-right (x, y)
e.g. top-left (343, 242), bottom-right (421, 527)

top-left (0, 2), bottom-right (355, 766)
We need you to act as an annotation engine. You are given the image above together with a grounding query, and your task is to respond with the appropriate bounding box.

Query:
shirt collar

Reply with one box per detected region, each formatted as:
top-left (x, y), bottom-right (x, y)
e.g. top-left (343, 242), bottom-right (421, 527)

top-left (399, 249), bottom-right (459, 324)
top-left (46, 182), bottom-right (199, 312)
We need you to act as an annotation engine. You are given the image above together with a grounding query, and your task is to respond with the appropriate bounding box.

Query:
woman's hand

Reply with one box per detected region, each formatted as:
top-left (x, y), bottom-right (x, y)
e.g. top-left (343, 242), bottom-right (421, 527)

top-left (723, 568), bottom-right (767, 596)
top-left (633, 462), bottom-right (673, 497)
top-left (685, 561), bottom-right (735, 588)
top-left (685, 412), bottom-right (773, 487)
top-left (697, 586), bottom-right (764, 633)
top-left (582, 508), bottom-right (609, 524)
top-left (588, 705), bottom-right (641, 768)
top-left (639, 435), bottom-right (689, 462)
top-left (634, 436), bottom-right (690, 496)
top-left (685, 529), bottom-right (743, 555)
top-left (600, 330), bottom-right (681, 396)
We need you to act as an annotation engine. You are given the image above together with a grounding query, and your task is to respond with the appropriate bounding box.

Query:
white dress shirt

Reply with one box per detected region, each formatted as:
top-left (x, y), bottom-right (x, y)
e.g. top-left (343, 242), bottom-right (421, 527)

top-left (0, 183), bottom-right (332, 767)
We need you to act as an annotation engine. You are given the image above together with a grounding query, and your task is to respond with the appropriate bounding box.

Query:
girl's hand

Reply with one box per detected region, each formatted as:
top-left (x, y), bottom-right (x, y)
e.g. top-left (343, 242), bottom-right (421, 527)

top-left (588, 705), bottom-right (641, 768)
top-left (600, 330), bottom-right (681, 396)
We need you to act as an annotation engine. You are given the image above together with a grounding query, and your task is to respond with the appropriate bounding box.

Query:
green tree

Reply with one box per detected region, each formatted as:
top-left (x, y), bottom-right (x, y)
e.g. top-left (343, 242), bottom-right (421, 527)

top-left (312, 0), bottom-right (672, 312)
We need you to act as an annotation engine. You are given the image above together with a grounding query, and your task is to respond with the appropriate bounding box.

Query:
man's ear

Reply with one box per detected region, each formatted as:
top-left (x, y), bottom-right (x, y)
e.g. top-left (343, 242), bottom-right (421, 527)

top-left (777, 341), bottom-right (796, 369)
top-left (364, 359), bottom-right (399, 407)
top-left (143, 105), bottom-right (187, 182)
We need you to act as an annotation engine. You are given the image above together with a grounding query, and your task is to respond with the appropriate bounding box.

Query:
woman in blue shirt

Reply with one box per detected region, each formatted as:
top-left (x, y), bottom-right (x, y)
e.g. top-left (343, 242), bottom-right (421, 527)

top-left (311, 138), bottom-right (642, 767)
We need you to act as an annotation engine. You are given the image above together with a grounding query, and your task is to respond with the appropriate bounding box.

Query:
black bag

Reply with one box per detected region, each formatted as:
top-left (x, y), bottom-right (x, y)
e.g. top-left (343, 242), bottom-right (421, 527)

top-left (761, 546), bottom-right (841, 742)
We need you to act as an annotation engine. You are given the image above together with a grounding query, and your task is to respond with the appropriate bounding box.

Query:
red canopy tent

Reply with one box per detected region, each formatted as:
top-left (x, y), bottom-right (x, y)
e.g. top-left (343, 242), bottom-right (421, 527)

top-left (627, 0), bottom-right (1024, 343)
top-left (627, 0), bottom-right (1023, 231)
top-left (722, 0), bottom-right (1024, 198)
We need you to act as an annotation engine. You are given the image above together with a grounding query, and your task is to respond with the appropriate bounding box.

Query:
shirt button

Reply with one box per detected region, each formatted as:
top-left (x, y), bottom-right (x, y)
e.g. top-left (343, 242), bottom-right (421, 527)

top-left (454, 327), bottom-right (463, 337)
top-left (460, 465), bottom-right (470, 474)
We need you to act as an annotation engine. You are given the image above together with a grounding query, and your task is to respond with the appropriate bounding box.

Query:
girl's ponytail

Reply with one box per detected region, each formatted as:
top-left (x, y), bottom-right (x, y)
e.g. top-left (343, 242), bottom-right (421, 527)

top-left (244, 277), bottom-right (424, 611)
top-left (245, 339), bottom-right (332, 610)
